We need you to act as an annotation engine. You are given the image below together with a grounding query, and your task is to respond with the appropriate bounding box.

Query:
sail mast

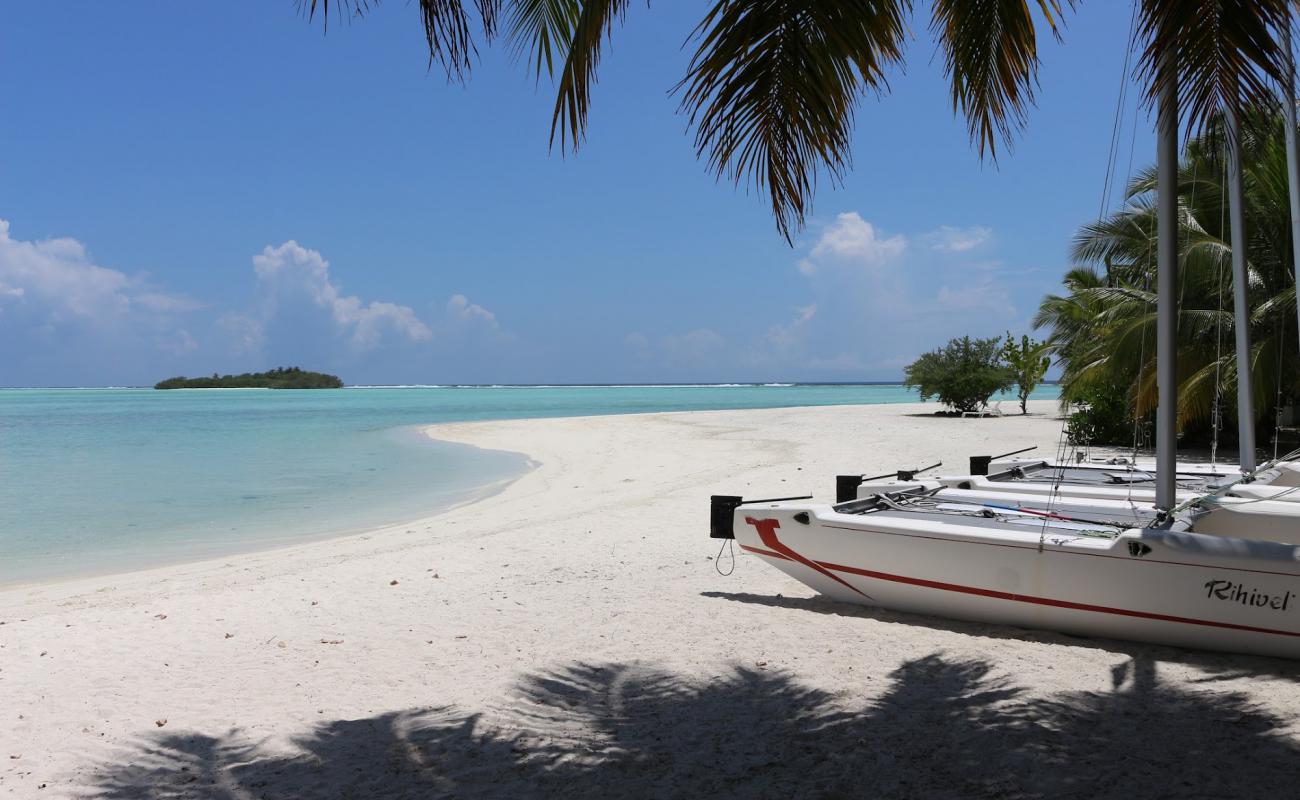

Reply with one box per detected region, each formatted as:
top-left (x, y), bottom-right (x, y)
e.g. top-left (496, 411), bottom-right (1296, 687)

top-left (1155, 46), bottom-right (1179, 511)
top-left (1285, 21), bottom-right (1300, 360)
top-left (1226, 105), bottom-right (1257, 472)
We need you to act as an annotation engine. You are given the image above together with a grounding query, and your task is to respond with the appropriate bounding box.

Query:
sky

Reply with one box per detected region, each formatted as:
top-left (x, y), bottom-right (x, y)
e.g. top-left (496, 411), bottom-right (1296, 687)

top-left (0, 2), bottom-right (1152, 386)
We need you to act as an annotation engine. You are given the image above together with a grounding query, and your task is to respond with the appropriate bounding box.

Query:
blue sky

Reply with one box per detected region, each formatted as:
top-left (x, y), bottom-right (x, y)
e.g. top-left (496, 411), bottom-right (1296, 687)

top-left (0, 2), bottom-right (1148, 386)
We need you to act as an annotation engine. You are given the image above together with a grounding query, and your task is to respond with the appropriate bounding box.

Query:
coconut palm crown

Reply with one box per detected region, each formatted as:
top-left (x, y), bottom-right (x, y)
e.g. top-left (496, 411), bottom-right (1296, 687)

top-left (1035, 108), bottom-right (1299, 438)
top-left (300, 0), bottom-right (1294, 241)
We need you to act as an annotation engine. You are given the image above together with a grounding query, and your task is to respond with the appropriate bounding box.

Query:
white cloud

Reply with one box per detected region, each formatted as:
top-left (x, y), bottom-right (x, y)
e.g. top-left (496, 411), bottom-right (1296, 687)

top-left (217, 312), bottom-right (264, 354)
top-left (925, 224), bottom-right (993, 253)
top-left (135, 292), bottom-right (204, 313)
top-left (447, 293), bottom-right (498, 328)
top-left (778, 212), bottom-right (1032, 379)
top-left (0, 218), bottom-right (193, 324)
top-left (799, 212), bottom-right (906, 275)
top-left (252, 240), bottom-right (432, 348)
top-left (765, 303), bottom-right (817, 352)
top-left (0, 221), bottom-right (525, 384)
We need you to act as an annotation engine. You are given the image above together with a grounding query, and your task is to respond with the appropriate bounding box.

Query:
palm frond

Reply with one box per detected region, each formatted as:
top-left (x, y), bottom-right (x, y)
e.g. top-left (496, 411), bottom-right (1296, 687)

top-left (930, 0), bottom-right (1069, 158)
top-left (544, 0), bottom-right (631, 152)
top-left (299, 0), bottom-right (501, 80)
top-left (1136, 0), bottom-right (1290, 135)
top-left (507, 0), bottom-right (580, 77)
top-left (676, 0), bottom-right (907, 241)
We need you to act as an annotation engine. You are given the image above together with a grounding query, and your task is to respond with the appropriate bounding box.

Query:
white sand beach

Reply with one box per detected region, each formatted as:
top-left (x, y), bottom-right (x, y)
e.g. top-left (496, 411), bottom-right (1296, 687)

top-left (3, 400), bottom-right (1299, 798)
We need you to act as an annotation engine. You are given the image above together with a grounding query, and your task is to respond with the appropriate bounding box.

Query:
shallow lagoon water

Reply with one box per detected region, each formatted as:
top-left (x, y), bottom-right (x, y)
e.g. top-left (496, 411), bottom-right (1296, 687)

top-left (0, 383), bottom-right (1058, 584)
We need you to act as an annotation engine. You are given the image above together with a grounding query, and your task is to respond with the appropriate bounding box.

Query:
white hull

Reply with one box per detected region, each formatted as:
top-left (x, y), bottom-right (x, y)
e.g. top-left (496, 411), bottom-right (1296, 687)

top-left (731, 501), bottom-right (1300, 659)
top-left (853, 477), bottom-right (1300, 545)
top-left (933, 473), bottom-right (1300, 504)
top-left (990, 456), bottom-right (1300, 487)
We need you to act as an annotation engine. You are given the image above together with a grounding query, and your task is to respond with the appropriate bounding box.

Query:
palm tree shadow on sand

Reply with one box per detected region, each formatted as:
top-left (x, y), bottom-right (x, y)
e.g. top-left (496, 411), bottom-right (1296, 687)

top-left (90, 651), bottom-right (1300, 799)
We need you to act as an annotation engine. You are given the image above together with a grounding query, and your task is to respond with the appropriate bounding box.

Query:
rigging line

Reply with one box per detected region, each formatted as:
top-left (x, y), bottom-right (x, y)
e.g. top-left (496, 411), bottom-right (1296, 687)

top-left (1098, 0), bottom-right (1141, 222)
top-left (1058, 0), bottom-right (1143, 510)
top-left (1130, 235), bottom-right (1154, 475)
top-left (1274, 313), bottom-right (1286, 461)
top-left (1211, 142), bottom-right (1229, 465)
top-left (1053, 0), bottom-right (1144, 529)
top-left (871, 494), bottom-right (1123, 537)
top-left (1166, 462), bottom-right (1300, 515)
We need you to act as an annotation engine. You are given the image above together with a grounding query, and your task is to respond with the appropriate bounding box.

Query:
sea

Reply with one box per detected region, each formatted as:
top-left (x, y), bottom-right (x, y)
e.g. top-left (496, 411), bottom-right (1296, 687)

top-left (0, 383), bottom-right (1059, 585)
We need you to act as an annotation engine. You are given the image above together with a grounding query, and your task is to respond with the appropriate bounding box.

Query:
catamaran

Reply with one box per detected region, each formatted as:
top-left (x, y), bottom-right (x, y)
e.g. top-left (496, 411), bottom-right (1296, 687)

top-left (836, 453), bottom-right (1300, 506)
top-left (708, 38), bottom-right (1300, 659)
top-left (710, 486), bottom-right (1300, 658)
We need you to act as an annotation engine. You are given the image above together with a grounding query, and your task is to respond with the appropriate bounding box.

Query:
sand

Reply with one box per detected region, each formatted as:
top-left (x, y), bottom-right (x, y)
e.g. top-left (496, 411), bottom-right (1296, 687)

top-left (2, 400), bottom-right (1298, 798)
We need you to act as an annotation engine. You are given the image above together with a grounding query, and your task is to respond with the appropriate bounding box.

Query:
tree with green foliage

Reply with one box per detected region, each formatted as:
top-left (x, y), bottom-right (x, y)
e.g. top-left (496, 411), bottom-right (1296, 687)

top-left (1063, 376), bottom-right (1145, 449)
top-left (1001, 333), bottom-right (1051, 415)
top-left (904, 336), bottom-right (1015, 415)
top-left (1034, 108), bottom-right (1300, 444)
top-left (301, 0), bottom-right (1294, 241)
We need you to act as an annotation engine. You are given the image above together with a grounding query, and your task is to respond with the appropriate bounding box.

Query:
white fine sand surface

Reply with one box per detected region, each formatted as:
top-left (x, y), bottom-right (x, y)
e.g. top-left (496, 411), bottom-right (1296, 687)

top-left (2, 400), bottom-right (1299, 798)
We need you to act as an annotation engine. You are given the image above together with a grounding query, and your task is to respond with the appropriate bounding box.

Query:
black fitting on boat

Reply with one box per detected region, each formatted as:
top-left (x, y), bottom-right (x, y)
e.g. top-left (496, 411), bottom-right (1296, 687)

top-left (899, 461), bottom-right (942, 482)
top-left (793, 512), bottom-right (810, 525)
top-left (710, 495), bottom-right (743, 539)
top-left (970, 455), bottom-right (992, 476)
top-left (836, 475), bottom-right (865, 503)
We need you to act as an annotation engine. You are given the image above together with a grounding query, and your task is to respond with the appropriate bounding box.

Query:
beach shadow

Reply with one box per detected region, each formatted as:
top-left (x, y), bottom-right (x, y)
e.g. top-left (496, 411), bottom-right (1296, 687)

top-left (701, 590), bottom-right (1300, 682)
top-left (88, 653), bottom-right (1300, 799)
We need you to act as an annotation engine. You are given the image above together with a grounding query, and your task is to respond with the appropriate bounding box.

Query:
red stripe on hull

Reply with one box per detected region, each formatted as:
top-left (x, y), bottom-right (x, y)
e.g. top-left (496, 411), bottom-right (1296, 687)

top-left (739, 544), bottom-right (1300, 639)
top-left (744, 516), bottom-right (871, 600)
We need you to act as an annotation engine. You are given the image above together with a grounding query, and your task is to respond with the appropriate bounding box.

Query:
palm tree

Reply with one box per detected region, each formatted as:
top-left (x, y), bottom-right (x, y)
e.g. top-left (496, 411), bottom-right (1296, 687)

top-left (300, 0), bottom-right (1293, 240)
top-left (1035, 109), bottom-right (1299, 441)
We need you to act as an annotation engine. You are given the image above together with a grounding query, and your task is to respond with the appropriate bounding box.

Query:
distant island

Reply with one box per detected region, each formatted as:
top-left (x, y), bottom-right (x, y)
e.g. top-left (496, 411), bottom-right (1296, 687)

top-left (154, 367), bottom-right (344, 390)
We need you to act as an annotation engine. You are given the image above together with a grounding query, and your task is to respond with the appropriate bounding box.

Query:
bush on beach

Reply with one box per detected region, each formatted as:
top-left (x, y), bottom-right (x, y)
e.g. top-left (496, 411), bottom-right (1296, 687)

top-left (904, 336), bottom-right (1016, 414)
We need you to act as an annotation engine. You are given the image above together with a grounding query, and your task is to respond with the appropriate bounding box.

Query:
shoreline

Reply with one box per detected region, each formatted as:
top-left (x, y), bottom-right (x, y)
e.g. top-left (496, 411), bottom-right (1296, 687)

top-left (0, 399), bottom-right (1054, 594)
top-left (1, 398), bottom-right (1067, 611)
top-left (6, 400), bottom-right (1297, 797)
top-left (0, 386), bottom-right (1061, 590)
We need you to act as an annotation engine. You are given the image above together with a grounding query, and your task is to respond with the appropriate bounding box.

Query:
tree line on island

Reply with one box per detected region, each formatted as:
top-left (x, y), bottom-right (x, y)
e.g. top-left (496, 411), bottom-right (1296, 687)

top-left (155, 367), bottom-right (343, 390)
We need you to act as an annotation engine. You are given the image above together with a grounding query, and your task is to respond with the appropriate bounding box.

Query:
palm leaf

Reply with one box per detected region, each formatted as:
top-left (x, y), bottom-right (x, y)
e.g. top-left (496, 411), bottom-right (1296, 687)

top-left (930, 0), bottom-right (1069, 158)
top-left (676, 0), bottom-right (907, 241)
top-left (299, 0), bottom-right (501, 80)
top-left (508, 0), bottom-right (580, 77)
top-left (1136, 0), bottom-right (1291, 135)
top-left (543, 0), bottom-right (631, 152)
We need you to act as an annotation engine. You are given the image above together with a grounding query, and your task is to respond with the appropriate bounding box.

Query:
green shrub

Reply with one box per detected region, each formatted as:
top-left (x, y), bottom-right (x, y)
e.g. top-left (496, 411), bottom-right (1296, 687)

top-left (904, 336), bottom-right (1015, 414)
top-left (1064, 379), bottom-right (1141, 447)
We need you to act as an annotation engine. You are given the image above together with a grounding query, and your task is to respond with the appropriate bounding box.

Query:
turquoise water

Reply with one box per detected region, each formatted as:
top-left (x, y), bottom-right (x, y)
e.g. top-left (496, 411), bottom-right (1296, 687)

top-left (0, 384), bottom-right (1059, 584)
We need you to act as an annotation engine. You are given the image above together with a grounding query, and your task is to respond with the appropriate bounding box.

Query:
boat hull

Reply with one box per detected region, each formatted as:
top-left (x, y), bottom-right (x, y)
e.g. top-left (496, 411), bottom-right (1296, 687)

top-left (733, 503), bottom-right (1300, 659)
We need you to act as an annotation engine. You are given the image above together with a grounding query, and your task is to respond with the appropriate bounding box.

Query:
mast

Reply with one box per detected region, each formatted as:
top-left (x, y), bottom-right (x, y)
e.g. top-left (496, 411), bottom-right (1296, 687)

top-left (1285, 22), bottom-right (1300, 358)
top-left (1226, 105), bottom-right (1257, 472)
top-left (1155, 46), bottom-right (1179, 511)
